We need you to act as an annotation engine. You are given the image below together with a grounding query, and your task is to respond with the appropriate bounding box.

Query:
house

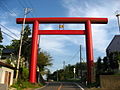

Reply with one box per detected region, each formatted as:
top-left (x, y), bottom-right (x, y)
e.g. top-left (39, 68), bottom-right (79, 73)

top-left (0, 61), bottom-right (15, 86)
top-left (1, 48), bottom-right (15, 60)
top-left (106, 35), bottom-right (120, 71)
top-left (106, 35), bottom-right (120, 55)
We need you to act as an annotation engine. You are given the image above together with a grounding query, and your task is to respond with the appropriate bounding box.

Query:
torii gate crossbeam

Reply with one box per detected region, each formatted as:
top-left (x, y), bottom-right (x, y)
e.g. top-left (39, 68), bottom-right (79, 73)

top-left (16, 17), bottom-right (108, 84)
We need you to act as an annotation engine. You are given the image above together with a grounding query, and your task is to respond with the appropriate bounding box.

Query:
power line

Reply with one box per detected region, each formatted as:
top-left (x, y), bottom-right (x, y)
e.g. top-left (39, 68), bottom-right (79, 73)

top-left (0, 4), bottom-right (8, 12)
top-left (26, 0), bottom-right (38, 16)
top-left (63, 48), bottom-right (78, 62)
top-left (65, 49), bottom-right (80, 64)
top-left (16, 0), bottom-right (34, 17)
top-left (1, 28), bottom-right (31, 47)
top-left (70, 50), bottom-right (80, 61)
top-left (0, 1), bottom-right (17, 16)
top-left (23, 0), bottom-right (35, 17)
top-left (0, 23), bottom-right (32, 45)
top-left (2, 1), bottom-right (17, 15)
top-left (1, 30), bottom-right (17, 40)
top-left (16, 0), bottom-right (25, 8)
top-left (0, 2), bottom-right (12, 14)
top-left (65, 48), bottom-right (80, 61)
top-left (0, 24), bottom-right (19, 38)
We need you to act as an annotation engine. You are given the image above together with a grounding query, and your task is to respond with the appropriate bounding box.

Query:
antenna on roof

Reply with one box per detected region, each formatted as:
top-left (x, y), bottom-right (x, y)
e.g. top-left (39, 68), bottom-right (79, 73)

top-left (115, 10), bottom-right (120, 32)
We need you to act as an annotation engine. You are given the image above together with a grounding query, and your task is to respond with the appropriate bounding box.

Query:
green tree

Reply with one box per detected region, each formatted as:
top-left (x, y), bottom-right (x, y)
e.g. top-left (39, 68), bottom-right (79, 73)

top-left (50, 63), bottom-right (87, 81)
top-left (22, 25), bottom-right (31, 40)
top-left (103, 56), bottom-right (111, 73)
top-left (96, 57), bottom-right (103, 86)
top-left (96, 57), bottom-right (103, 75)
top-left (10, 40), bottom-right (20, 55)
top-left (5, 25), bottom-right (32, 81)
top-left (108, 52), bottom-right (119, 71)
top-left (65, 65), bottom-right (75, 79)
top-left (75, 62), bottom-right (87, 78)
top-left (9, 25), bottom-right (31, 63)
top-left (37, 51), bottom-right (53, 73)
top-left (46, 69), bottom-right (51, 81)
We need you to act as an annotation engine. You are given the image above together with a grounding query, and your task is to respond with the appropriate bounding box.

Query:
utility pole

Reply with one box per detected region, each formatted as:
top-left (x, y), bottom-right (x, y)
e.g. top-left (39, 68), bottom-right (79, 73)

top-left (73, 67), bottom-right (76, 79)
top-left (15, 8), bottom-right (32, 81)
top-left (0, 28), bottom-right (3, 60)
top-left (116, 11), bottom-right (120, 71)
top-left (57, 69), bottom-right (59, 81)
top-left (63, 61), bottom-right (65, 70)
top-left (0, 48), bottom-right (3, 60)
top-left (80, 45), bottom-right (82, 78)
top-left (116, 11), bottom-right (120, 32)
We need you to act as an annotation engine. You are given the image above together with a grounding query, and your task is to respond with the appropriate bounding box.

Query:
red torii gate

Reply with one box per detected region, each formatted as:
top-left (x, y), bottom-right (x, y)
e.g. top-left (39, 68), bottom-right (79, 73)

top-left (16, 17), bottom-right (108, 84)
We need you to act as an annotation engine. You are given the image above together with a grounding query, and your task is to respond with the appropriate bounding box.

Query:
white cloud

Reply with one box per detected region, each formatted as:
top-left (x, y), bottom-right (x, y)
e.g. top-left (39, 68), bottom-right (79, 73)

top-left (0, 21), bottom-right (20, 45)
top-left (9, 13), bottom-right (17, 17)
top-left (39, 25), bottom-right (85, 55)
top-left (39, 24), bottom-right (66, 54)
top-left (0, 9), bottom-right (20, 44)
top-left (61, 0), bottom-right (120, 58)
top-left (40, 35), bottom-right (66, 53)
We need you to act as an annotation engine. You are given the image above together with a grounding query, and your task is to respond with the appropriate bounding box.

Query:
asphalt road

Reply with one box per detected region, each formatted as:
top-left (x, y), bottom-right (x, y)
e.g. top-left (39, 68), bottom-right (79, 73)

top-left (35, 82), bottom-right (84, 90)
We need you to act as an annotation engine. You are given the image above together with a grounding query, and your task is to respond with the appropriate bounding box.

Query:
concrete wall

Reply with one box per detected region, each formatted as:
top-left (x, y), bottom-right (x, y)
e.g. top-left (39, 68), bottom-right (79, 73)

top-left (0, 84), bottom-right (8, 90)
top-left (0, 67), bottom-right (14, 86)
top-left (100, 75), bottom-right (120, 89)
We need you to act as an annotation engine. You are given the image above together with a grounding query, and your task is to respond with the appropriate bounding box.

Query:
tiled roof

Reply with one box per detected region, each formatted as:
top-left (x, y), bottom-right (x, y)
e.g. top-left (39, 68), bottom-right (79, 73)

top-left (0, 61), bottom-right (16, 69)
top-left (106, 35), bottom-right (120, 53)
top-left (2, 48), bottom-right (14, 54)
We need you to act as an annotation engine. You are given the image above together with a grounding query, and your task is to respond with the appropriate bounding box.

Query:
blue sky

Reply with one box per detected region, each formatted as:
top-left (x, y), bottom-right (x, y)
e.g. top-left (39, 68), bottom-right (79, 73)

top-left (0, 0), bottom-right (120, 72)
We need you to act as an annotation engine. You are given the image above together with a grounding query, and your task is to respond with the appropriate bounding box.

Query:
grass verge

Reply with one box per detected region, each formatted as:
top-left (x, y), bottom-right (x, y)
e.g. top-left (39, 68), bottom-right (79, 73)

top-left (11, 80), bottom-right (44, 90)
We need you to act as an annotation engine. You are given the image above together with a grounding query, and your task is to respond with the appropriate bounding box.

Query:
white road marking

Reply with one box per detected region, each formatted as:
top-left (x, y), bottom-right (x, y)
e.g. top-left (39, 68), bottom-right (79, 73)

top-left (74, 82), bottom-right (85, 90)
top-left (58, 83), bottom-right (62, 90)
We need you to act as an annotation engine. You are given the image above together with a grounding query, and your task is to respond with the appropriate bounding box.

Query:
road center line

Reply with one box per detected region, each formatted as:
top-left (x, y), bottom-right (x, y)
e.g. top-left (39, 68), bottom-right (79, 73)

top-left (58, 83), bottom-right (62, 90)
top-left (74, 82), bottom-right (84, 90)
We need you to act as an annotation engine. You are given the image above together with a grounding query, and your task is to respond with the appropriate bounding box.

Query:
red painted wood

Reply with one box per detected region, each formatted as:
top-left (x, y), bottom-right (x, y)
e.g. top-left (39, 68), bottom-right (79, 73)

top-left (29, 20), bottom-right (39, 83)
top-left (16, 17), bottom-right (108, 84)
top-left (16, 17), bottom-right (108, 24)
top-left (85, 20), bottom-right (94, 83)
top-left (38, 30), bottom-right (86, 35)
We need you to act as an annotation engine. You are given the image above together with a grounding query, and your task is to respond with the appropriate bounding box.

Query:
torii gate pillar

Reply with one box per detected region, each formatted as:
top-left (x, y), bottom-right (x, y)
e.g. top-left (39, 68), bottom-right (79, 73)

top-left (29, 20), bottom-right (39, 82)
top-left (85, 20), bottom-right (94, 83)
top-left (16, 17), bottom-right (108, 84)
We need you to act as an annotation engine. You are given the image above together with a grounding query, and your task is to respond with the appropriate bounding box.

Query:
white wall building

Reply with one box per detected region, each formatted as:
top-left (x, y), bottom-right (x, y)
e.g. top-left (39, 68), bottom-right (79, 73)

top-left (0, 61), bottom-right (14, 86)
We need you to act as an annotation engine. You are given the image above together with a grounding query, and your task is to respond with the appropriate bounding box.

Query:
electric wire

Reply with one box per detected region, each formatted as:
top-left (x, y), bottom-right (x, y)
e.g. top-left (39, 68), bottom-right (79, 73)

top-left (22, 0), bottom-right (35, 17)
top-left (65, 48), bottom-right (80, 62)
top-left (0, 25), bottom-right (31, 45)
top-left (1, 30), bottom-right (17, 40)
top-left (23, 0), bottom-right (35, 17)
top-left (0, 1), bottom-right (17, 16)
top-left (69, 50), bottom-right (80, 62)
top-left (16, 0), bottom-right (34, 17)
top-left (0, 24), bottom-right (19, 38)
top-left (0, 4), bottom-right (8, 12)
top-left (65, 49), bottom-right (80, 65)
top-left (26, 0), bottom-right (38, 16)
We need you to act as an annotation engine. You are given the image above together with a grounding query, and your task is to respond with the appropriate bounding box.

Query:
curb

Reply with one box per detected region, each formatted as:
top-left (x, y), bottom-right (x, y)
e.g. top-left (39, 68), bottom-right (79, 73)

top-left (34, 82), bottom-right (49, 90)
